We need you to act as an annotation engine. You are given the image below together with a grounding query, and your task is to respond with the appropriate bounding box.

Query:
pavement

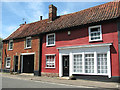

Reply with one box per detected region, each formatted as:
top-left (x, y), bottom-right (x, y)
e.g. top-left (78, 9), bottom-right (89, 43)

top-left (1, 72), bottom-right (120, 89)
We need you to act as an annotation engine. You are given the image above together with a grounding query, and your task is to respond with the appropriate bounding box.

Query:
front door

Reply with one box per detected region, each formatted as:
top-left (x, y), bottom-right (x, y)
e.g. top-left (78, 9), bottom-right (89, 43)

top-left (63, 55), bottom-right (69, 76)
top-left (14, 56), bottom-right (18, 72)
top-left (23, 55), bottom-right (34, 73)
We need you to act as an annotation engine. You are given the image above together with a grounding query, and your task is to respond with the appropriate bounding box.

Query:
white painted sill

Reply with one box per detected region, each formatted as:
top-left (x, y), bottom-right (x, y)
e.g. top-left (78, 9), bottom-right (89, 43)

top-left (89, 39), bottom-right (103, 43)
top-left (46, 44), bottom-right (55, 47)
top-left (45, 67), bottom-right (55, 69)
top-left (8, 49), bottom-right (13, 51)
top-left (6, 66), bottom-right (10, 69)
top-left (24, 47), bottom-right (32, 49)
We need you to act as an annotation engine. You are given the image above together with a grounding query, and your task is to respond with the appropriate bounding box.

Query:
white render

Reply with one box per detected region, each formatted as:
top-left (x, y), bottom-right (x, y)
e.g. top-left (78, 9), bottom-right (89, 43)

top-left (58, 43), bottom-right (112, 78)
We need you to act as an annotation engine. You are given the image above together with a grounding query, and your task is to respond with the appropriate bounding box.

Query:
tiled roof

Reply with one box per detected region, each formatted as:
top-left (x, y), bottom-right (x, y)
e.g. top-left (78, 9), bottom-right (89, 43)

top-left (4, 1), bottom-right (120, 41)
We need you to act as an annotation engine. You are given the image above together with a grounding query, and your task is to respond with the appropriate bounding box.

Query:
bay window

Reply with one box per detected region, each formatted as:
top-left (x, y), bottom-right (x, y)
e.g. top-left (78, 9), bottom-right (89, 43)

top-left (73, 52), bottom-right (108, 75)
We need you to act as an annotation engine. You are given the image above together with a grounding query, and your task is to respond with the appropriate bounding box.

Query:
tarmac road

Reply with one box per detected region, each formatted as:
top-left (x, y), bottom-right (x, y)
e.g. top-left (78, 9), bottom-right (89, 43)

top-left (2, 77), bottom-right (81, 88)
top-left (1, 73), bottom-right (119, 89)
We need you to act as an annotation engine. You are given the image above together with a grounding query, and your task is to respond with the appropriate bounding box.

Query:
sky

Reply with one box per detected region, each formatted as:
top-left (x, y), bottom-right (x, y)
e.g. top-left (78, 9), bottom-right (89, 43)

top-left (1, 0), bottom-right (113, 39)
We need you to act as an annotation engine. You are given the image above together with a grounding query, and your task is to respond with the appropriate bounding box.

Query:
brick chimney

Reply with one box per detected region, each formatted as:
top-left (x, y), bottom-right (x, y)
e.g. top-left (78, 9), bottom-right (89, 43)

top-left (49, 4), bottom-right (57, 21)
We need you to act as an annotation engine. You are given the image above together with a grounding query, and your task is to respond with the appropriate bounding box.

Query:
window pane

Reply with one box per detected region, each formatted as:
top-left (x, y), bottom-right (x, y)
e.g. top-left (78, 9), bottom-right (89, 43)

top-left (73, 54), bottom-right (82, 73)
top-left (6, 58), bottom-right (10, 68)
top-left (97, 53), bottom-right (107, 74)
top-left (46, 55), bottom-right (55, 68)
top-left (48, 34), bottom-right (55, 45)
top-left (90, 26), bottom-right (101, 41)
top-left (9, 41), bottom-right (13, 49)
top-left (85, 54), bottom-right (94, 73)
top-left (26, 38), bottom-right (31, 48)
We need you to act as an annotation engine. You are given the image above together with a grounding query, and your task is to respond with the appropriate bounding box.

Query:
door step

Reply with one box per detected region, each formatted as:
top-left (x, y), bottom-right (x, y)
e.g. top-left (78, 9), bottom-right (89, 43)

top-left (58, 77), bottom-right (70, 80)
top-left (20, 73), bottom-right (34, 76)
top-left (10, 72), bottom-right (18, 75)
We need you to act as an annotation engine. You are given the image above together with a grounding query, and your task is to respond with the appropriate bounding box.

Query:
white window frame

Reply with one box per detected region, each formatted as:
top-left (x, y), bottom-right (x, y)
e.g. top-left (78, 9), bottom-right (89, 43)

top-left (8, 40), bottom-right (13, 50)
top-left (97, 53), bottom-right (108, 75)
top-left (6, 57), bottom-right (11, 68)
top-left (25, 37), bottom-right (32, 49)
top-left (46, 33), bottom-right (55, 46)
top-left (72, 52), bottom-right (110, 76)
top-left (84, 52), bottom-right (95, 74)
top-left (73, 53), bottom-right (83, 73)
top-left (89, 25), bottom-right (102, 42)
top-left (45, 54), bottom-right (56, 68)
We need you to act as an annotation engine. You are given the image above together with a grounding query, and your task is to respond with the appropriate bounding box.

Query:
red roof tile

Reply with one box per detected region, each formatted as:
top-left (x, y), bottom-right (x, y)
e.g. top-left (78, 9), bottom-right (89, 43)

top-left (4, 1), bottom-right (120, 41)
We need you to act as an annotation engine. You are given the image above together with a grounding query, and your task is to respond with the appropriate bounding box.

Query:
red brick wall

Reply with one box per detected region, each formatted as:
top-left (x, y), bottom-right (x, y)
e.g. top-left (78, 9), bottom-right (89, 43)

top-left (2, 36), bottom-right (39, 71)
top-left (2, 21), bottom-right (119, 77)
top-left (42, 21), bottom-right (120, 76)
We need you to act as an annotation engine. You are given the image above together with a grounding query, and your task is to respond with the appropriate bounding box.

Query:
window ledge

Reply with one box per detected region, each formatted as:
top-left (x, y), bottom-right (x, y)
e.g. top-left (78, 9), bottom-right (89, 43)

top-left (89, 39), bottom-right (103, 43)
top-left (8, 49), bottom-right (13, 51)
top-left (45, 67), bottom-right (55, 69)
top-left (6, 67), bottom-right (10, 69)
top-left (24, 47), bottom-right (32, 49)
top-left (46, 44), bottom-right (55, 47)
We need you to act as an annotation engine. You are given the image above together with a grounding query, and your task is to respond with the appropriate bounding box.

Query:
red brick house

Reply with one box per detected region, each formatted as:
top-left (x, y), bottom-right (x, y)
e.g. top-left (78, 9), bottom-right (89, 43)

top-left (2, 2), bottom-right (120, 82)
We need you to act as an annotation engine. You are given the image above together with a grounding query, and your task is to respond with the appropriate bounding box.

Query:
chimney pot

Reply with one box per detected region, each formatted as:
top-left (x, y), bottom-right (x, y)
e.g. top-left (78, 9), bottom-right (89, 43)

top-left (49, 4), bottom-right (57, 21)
top-left (40, 16), bottom-right (42, 20)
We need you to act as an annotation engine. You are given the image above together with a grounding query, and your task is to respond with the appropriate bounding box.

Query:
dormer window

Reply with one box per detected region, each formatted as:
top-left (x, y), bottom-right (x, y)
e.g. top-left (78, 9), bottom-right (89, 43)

top-left (8, 40), bottom-right (13, 50)
top-left (89, 25), bottom-right (102, 42)
top-left (25, 37), bottom-right (31, 48)
top-left (46, 33), bottom-right (55, 46)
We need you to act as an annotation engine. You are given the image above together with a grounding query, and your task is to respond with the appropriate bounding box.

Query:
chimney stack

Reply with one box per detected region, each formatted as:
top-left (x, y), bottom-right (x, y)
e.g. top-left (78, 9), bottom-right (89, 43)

top-left (40, 16), bottom-right (42, 20)
top-left (49, 4), bottom-right (57, 21)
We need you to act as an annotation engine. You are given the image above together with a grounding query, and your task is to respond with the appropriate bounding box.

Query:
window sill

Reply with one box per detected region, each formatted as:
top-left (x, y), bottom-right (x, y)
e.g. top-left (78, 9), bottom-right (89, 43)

top-left (24, 47), bottom-right (32, 49)
top-left (89, 39), bottom-right (103, 43)
top-left (46, 44), bottom-right (55, 47)
top-left (6, 67), bottom-right (10, 69)
top-left (45, 67), bottom-right (55, 69)
top-left (8, 49), bottom-right (13, 51)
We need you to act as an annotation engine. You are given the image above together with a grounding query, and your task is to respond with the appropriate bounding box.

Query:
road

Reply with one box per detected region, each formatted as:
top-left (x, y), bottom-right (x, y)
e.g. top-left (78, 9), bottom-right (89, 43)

top-left (1, 76), bottom-right (118, 89)
top-left (2, 77), bottom-right (81, 88)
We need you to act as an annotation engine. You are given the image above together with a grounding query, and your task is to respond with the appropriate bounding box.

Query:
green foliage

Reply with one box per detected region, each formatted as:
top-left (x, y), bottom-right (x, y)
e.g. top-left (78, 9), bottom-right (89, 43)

top-left (0, 37), bottom-right (2, 61)
top-left (0, 37), bottom-right (2, 49)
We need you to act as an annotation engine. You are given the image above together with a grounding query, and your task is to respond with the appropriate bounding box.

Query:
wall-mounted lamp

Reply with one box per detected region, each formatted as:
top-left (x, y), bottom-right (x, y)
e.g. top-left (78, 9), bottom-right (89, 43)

top-left (68, 31), bottom-right (71, 35)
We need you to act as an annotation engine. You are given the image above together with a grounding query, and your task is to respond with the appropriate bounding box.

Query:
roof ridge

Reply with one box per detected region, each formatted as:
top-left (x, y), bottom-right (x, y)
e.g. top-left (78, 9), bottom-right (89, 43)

top-left (25, 18), bottom-right (49, 25)
top-left (20, 2), bottom-right (118, 26)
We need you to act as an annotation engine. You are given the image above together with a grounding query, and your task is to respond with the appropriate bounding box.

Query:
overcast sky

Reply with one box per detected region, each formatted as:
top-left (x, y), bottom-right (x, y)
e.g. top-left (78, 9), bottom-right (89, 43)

top-left (1, 0), bottom-right (113, 39)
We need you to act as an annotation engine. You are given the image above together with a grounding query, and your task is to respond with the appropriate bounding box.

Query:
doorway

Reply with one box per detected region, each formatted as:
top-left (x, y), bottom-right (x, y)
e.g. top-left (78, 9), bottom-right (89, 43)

top-left (23, 55), bottom-right (34, 73)
top-left (14, 56), bottom-right (18, 72)
top-left (62, 55), bottom-right (69, 76)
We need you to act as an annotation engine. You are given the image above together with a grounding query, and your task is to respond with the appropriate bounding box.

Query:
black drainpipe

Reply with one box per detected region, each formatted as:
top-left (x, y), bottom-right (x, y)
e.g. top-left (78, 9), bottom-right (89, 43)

top-left (117, 21), bottom-right (120, 82)
top-left (39, 35), bottom-right (43, 76)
